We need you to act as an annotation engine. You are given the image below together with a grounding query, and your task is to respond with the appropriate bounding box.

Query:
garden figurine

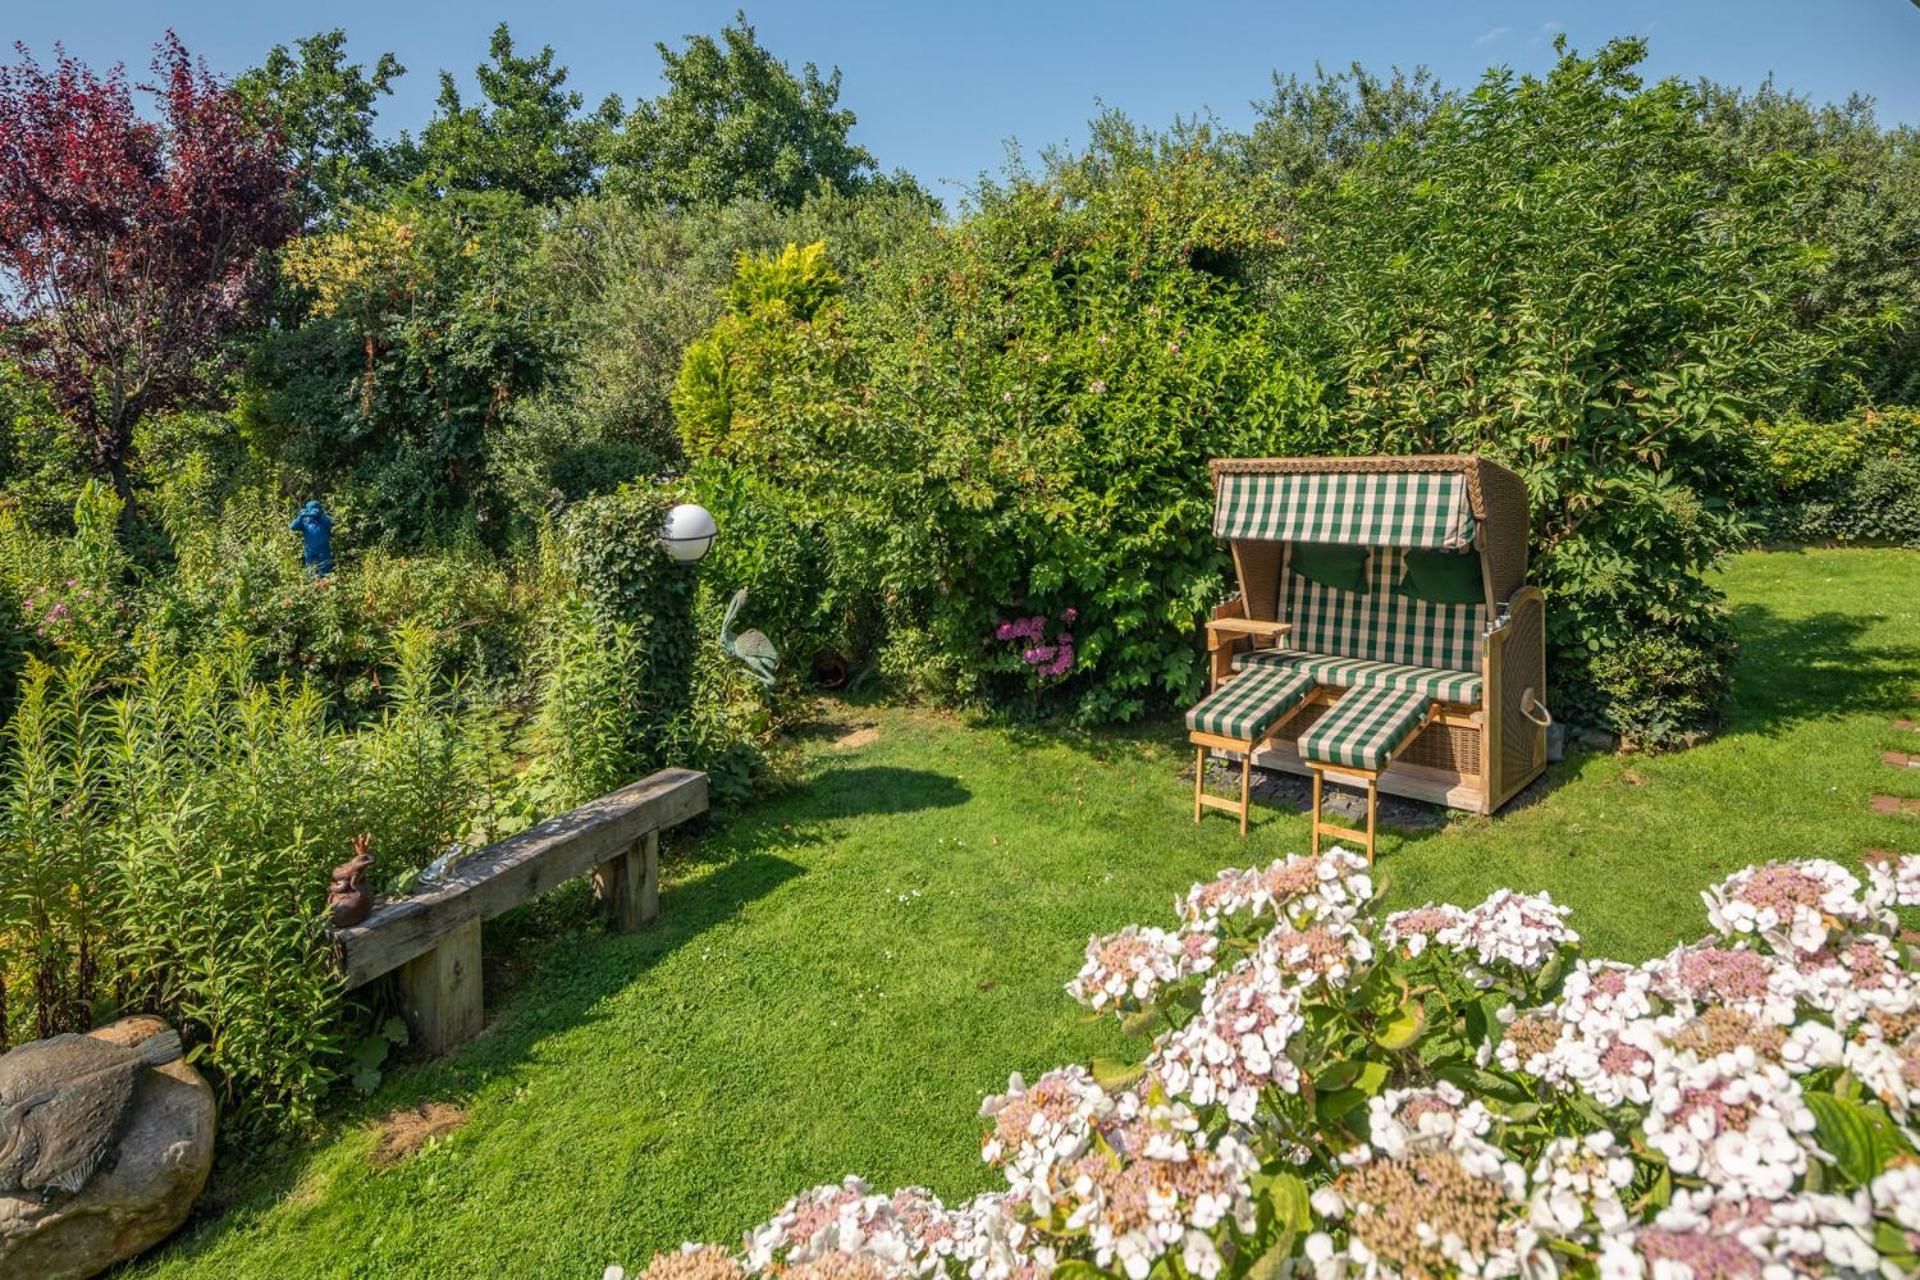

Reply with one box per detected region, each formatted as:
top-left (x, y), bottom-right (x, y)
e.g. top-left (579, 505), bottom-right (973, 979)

top-left (719, 588), bottom-right (780, 687)
top-left (327, 835), bottom-right (375, 929)
top-left (289, 500), bottom-right (335, 577)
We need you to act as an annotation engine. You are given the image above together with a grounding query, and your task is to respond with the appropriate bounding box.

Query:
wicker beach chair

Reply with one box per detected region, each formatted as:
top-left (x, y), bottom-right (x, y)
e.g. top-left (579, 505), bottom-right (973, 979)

top-left (1188, 456), bottom-right (1551, 856)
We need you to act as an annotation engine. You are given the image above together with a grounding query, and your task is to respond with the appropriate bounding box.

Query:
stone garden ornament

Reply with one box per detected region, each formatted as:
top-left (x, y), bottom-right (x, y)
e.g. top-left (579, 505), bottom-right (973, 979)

top-left (0, 1028), bottom-right (183, 1198)
top-left (720, 589), bottom-right (779, 687)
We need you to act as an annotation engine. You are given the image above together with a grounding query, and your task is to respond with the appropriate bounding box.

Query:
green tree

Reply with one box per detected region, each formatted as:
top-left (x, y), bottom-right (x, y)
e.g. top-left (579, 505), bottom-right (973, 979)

top-left (412, 23), bottom-right (615, 204)
top-left (1700, 79), bottom-right (1920, 407)
top-left (1243, 61), bottom-right (1450, 189)
top-left (605, 13), bottom-right (887, 208)
top-left (1271, 38), bottom-right (1845, 740)
top-left (234, 30), bottom-right (405, 223)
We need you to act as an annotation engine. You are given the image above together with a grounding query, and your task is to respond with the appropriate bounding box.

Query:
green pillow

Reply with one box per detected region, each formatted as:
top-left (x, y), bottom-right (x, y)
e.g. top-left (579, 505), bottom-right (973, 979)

top-left (1289, 542), bottom-right (1369, 593)
top-left (1399, 548), bottom-right (1484, 605)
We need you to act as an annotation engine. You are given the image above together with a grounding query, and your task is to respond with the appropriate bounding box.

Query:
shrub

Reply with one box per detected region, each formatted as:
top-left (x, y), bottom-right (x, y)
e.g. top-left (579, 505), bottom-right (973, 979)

top-left (0, 635), bottom-right (500, 1129)
top-left (1269, 39), bottom-right (1841, 742)
top-left (1756, 405), bottom-right (1920, 549)
top-left (1585, 624), bottom-right (1737, 749)
top-left (613, 850), bottom-right (1920, 1280)
top-left (677, 139), bottom-right (1329, 720)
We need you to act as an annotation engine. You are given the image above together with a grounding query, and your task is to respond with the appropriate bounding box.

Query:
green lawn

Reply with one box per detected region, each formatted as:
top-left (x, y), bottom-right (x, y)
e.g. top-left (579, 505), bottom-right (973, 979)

top-left (132, 547), bottom-right (1920, 1279)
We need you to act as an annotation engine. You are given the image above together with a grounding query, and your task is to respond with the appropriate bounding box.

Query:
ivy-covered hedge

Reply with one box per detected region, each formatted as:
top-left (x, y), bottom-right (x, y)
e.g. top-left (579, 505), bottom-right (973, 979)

top-left (1755, 406), bottom-right (1920, 550)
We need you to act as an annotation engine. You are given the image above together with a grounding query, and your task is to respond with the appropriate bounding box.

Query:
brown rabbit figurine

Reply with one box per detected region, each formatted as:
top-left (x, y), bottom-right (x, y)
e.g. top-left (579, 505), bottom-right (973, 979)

top-left (328, 835), bottom-right (376, 929)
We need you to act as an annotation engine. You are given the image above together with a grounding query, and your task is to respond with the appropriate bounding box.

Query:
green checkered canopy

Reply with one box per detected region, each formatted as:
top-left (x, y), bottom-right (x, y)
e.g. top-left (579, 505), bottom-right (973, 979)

top-left (1213, 471), bottom-right (1475, 550)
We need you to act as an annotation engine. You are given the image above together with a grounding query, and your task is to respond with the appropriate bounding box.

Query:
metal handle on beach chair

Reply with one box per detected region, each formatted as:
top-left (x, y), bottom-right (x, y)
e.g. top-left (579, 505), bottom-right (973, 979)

top-left (1520, 688), bottom-right (1553, 728)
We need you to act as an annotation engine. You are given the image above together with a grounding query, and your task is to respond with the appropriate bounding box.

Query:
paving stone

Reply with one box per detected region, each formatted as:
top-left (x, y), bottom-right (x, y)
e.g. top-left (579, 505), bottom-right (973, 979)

top-left (1869, 794), bottom-right (1920, 817)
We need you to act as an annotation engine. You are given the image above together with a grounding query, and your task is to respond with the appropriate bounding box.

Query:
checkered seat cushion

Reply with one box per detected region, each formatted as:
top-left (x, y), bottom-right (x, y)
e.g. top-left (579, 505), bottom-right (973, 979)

top-left (1233, 649), bottom-right (1483, 705)
top-left (1297, 685), bottom-right (1433, 773)
top-left (1186, 666), bottom-right (1315, 742)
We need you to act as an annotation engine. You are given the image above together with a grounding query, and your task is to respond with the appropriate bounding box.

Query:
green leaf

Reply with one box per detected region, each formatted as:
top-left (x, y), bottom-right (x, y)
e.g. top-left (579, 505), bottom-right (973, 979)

top-left (1373, 1002), bottom-right (1426, 1051)
top-left (381, 1016), bottom-right (410, 1046)
top-left (1090, 1057), bottom-right (1148, 1091)
top-left (1314, 1059), bottom-right (1362, 1092)
top-left (1806, 1091), bottom-right (1882, 1185)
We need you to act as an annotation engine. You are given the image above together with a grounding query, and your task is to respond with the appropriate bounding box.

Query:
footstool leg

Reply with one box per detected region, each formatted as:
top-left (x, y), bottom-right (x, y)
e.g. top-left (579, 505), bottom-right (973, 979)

top-left (1365, 776), bottom-right (1378, 865)
top-left (1310, 769), bottom-right (1323, 857)
top-left (1193, 745), bottom-right (1205, 823)
top-left (1239, 753), bottom-right (1252, 836)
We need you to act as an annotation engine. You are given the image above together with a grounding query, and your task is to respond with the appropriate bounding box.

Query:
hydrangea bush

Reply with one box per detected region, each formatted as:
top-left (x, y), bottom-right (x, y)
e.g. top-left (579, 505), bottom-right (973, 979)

top-left (609, 852), bottom-right (1920, 1279)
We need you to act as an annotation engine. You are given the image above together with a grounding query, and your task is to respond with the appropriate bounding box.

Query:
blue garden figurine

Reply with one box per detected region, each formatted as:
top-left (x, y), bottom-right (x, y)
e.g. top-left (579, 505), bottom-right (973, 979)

top-left (290, 501), bottom-right (335, 578)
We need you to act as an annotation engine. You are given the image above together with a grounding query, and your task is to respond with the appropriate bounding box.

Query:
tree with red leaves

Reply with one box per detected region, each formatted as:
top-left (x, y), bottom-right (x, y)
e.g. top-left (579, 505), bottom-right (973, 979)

top-left (0, 34), bottom-right (294, 504)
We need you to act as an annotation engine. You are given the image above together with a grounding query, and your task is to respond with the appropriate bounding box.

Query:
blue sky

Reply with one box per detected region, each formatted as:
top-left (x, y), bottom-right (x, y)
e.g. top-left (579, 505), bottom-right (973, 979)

top-left (9, 1), bottom-right (1919, 204)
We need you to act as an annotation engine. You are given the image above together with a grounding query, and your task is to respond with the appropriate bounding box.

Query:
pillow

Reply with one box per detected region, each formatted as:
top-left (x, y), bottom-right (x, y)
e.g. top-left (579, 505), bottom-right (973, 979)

top-left (1289, 542), bottom-right (1369, 593)
top-left (1399, 548), bottom-right (1484, 605)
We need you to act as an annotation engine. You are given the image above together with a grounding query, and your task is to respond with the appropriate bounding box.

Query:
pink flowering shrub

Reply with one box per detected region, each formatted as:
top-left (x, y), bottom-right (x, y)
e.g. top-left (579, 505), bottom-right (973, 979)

top-left (992, 608), bottom-right (1079, 682)
top-left (610, 852), bottom-right (1920, 1280)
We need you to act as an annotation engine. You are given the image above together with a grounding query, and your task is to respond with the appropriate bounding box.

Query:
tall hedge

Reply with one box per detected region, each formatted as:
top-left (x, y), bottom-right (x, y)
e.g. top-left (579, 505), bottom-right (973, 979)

top-left (677, 138), bottom-right (1328, 720)
top-left (1268, 39), bottom-right (1845, 741)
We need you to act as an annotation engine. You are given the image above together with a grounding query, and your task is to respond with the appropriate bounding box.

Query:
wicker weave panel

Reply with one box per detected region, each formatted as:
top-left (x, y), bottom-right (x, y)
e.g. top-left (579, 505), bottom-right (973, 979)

top-left (1497, 592), bottom-right (1547, 801)
top-left (1400, 722), bottom-right (1481, 776)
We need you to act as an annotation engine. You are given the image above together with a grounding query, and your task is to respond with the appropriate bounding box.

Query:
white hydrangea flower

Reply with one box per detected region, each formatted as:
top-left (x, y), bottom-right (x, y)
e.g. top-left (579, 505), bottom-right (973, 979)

top-left (1362, 1083), bottom-right (1495, 1163)
top-left (1151, 951), bottom-right (1304, 1122)
top-left (1380, 902), bottom-right (1467, 958)
top-left (1703, 858), bottom-right (1876, 955)
top-left (1065, 924), bottom-right (1215, 1012)
top-left (1865, 851), bottom-right (1920, 910)
top-left (978, 1068), bottom-right (1115, 1192)
top-left (1177, 850), bottom-right (1374, 930)
top-left (1433, 888), bottom-right (1578, 977)
top-left (1528, 1132), bottom-right (1635, 1240)
top-left (1643, 1051), bottom-right (1818, 1200)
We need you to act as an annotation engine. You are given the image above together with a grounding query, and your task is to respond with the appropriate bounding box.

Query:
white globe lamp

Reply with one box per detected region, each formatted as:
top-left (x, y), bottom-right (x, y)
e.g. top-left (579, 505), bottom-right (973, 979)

top-left (661, 502), bottom-right (718, 564)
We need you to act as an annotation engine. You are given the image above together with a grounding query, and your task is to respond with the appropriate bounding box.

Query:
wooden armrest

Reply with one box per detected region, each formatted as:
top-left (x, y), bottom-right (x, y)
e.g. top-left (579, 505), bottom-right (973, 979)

top-left (1205, 618), bottom-right (1291, 649)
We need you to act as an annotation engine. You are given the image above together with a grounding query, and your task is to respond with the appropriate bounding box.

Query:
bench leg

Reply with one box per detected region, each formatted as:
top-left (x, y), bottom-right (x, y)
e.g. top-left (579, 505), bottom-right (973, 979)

top-left (595, 830), bottom-right (660, 932)
top-left (397, 917), bottom-right (483, 1056)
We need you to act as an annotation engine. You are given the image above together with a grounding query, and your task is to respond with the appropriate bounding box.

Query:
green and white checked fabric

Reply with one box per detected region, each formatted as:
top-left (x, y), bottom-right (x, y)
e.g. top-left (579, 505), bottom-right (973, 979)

top-left (1297, 685), bottom-right (1432, 773)
top-left (1185, 666), bottom-right (1315, 741)
top-left (1282, 547), bottom-right (1486, 677)
top-left (1232, 649), bottom-right (1483, 705)
top-left (1214, 472), bottom-right (1474, 549)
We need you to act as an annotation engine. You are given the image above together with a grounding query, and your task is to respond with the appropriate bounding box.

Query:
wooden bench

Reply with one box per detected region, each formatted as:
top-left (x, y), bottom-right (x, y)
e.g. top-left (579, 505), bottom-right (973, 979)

top-left (334, 767), bottom-right (709, 1055)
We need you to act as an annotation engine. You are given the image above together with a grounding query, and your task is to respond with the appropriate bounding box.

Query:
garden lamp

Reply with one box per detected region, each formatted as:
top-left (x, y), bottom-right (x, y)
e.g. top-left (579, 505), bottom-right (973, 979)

top-left (660, 502), bottom-right (718, 564)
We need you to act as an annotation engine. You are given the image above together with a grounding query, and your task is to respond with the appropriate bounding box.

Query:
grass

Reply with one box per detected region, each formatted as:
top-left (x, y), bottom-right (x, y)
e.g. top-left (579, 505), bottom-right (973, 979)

top-left (132, 547), bottom-right (1920, 1279)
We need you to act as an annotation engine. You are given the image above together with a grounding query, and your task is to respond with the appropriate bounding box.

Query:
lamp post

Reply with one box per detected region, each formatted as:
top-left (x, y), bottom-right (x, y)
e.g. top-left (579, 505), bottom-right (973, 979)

top-left (660, 502), bottom-right (717, 564)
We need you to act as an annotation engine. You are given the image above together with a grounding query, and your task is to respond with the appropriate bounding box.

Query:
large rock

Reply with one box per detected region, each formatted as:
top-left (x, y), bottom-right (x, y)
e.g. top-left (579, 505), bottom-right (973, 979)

top-left (0, 1016), bottom-right (214, 1280)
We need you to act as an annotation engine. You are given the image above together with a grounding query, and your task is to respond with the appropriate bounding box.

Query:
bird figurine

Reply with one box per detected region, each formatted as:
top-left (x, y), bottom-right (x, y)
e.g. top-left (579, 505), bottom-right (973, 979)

top-left (0, 1026), bottom-right (184, 1198)
top-left (328, 835), bottom-right (376, 929)
top-left (719, 588), bottom-right (780, 688)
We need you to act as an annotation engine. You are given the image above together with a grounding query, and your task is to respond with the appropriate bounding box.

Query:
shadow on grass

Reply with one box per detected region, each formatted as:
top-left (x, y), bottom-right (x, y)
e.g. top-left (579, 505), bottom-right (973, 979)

top-left (797, 764), bottom-right (972, 817)
top-left (1723, 605), bottom-right (1920, 734)
top-left (144, 847), bottom-right (806, 1273)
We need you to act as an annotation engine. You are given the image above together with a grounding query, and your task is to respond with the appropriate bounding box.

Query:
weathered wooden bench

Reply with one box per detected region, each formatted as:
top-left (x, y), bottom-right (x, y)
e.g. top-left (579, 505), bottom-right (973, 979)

top-left (334, 767), bottom-right (709, 1054)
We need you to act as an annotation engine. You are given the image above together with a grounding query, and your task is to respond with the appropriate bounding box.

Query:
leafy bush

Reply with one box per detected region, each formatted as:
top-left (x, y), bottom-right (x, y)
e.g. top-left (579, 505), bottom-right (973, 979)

top-left (1585, 626), bottom-right (1737, 749)
top-left (1756, 405), bottom-right (1920, 549)
top-left (612, 850), bottom-right (1920, 1280)
top-left (677, 141), bottom-right (1329, 720)
top-left (1268, 39), bottom-right (1840, 743)
top-left (0, 634), bottom-right (500, 1130)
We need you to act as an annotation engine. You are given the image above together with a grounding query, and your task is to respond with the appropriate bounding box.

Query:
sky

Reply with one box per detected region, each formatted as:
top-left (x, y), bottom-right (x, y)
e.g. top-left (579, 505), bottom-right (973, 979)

top-left (8, 0), bottom-right (1920, 205)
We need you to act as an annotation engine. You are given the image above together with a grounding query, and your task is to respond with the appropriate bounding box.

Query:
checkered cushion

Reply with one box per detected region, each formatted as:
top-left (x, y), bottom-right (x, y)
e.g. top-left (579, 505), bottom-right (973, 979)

top-left (1297, 685), bottom-right (1432, 773)
top-left (1185, 666), bottom-right (1315, 742)
top-left (1282, 547), bottom-right (1486, 676)
top-left (1232, 649), bottom-right (1483, 705)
